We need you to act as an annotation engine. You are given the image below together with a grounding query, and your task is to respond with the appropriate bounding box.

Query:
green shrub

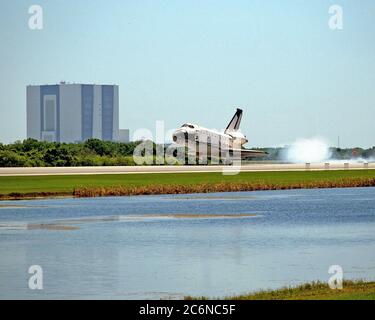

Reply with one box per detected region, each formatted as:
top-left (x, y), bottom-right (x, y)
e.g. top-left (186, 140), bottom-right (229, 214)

top-left (42, 145), bottom-right (76, 167)
top-left (0, 150), bottom-right (28, 167)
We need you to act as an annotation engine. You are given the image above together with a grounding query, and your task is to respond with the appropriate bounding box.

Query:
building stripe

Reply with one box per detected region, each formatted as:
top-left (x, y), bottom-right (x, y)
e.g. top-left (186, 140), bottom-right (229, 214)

top-left (40, 85), bottom-right (60, 141)
top-left (81, 84), bottom-right (94, 141)
top-left (101, 85), bottom-right (114, 141)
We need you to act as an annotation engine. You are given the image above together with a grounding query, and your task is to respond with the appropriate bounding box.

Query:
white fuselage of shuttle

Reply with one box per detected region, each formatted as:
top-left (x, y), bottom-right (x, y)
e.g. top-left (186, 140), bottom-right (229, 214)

top-left (171, 108), bottom-right (267, 159)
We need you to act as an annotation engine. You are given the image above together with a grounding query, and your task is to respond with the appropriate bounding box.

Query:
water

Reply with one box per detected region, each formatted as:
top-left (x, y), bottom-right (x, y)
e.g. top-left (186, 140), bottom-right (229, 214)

top-left (0, 187), bottom-right (374, 299)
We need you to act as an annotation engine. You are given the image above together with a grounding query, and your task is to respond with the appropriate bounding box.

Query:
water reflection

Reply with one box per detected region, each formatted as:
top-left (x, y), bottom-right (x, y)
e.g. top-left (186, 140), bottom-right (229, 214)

top-left (0, 187), bottom-right (374, 299)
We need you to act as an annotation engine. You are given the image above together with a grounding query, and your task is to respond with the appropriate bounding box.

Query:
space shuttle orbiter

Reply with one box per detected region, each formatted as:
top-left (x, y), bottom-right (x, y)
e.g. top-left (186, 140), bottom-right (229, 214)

top-left (172, 108), bottom-right (267, 160)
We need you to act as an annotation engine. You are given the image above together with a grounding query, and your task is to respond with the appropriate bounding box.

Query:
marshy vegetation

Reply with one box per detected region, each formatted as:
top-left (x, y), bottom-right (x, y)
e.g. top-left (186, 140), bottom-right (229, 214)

top-left (185, 280), bottom-right (375, 300)
top-left (73, 177), bottom-right (375, 198)
top-left (1, 170), bottom-right (375, 200)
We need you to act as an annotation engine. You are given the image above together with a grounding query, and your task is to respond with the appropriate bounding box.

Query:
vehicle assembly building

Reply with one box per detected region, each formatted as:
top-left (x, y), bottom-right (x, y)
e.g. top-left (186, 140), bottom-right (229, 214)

top-left (26, 83), bottom-right (119, 142)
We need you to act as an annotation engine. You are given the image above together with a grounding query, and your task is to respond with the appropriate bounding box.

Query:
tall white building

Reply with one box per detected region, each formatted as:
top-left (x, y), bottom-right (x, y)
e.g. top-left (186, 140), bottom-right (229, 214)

top-left (27, 83), bottom-right (119, 142)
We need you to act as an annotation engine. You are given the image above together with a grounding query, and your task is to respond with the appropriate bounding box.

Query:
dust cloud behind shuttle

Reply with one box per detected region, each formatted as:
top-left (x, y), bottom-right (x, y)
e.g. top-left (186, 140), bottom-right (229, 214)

top-left (284, 137), bottom-right (332, 163)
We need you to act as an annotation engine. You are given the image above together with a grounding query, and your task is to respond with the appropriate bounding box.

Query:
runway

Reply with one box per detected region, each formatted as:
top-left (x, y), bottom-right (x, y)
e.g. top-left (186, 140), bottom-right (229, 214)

top-left (0, 162), bottom-right (374, 176)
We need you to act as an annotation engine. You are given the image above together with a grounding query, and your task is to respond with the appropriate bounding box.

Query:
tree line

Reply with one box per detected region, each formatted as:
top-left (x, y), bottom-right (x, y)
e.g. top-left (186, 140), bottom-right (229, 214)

top-left (0, 139), bottom-right (141, 167)
top-left (0, 139), bottom-right (374, 167)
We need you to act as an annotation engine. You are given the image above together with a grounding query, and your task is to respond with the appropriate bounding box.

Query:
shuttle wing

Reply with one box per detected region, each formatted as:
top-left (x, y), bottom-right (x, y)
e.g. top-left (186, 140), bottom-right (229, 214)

top-left (225, 148), bottom-right (268, 159)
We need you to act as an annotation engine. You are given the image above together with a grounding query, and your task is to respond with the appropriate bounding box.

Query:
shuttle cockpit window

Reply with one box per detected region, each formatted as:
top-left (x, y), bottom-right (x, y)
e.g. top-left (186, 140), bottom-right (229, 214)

top-left (182, 124), bottom-right (195, 129)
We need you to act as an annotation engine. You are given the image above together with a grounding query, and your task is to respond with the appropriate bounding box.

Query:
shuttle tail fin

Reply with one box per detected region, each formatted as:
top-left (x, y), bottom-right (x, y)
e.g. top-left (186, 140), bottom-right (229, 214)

top-left (225, 108), bottom-right (243, 132)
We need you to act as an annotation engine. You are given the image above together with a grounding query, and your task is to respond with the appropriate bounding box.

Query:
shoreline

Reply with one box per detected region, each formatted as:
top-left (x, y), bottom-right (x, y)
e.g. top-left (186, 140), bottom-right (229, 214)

top-left (185, 280), bottom-right (375, 300)
top-left (0, 193), bottom-right (72, 201)
top-left (1, 176), bottom-right (375, 201)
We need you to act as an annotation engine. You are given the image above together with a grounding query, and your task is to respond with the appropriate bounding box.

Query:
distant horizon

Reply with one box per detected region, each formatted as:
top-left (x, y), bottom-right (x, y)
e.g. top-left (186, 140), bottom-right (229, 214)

top-left (0, 136), bottom-right (373, 150)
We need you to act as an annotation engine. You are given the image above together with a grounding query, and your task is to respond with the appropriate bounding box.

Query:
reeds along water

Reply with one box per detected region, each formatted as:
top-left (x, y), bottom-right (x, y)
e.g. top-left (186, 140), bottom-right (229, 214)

top-left (73, 178), bottom-right (375, 198)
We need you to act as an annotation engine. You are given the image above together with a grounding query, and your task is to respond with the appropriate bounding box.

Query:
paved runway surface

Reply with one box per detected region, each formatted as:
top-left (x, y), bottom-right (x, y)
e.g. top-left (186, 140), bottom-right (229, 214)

top-left (0, 162), bottom-right (374, 176)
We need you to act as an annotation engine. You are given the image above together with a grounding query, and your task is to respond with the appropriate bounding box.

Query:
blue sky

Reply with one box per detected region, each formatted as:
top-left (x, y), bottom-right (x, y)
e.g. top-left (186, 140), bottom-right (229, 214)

top-left (0, 0), bottom-right (374, 147)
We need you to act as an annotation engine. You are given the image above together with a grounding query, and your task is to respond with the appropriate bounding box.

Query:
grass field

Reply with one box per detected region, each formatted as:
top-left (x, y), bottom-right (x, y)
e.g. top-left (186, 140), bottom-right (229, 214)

top-left (185, 280), bottom-right (375, 300)
top-left (1, 169), bottom-right (375, 199)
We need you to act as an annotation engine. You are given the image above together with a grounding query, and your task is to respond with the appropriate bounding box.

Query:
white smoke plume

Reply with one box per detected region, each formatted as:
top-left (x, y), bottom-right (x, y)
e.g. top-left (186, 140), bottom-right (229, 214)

top-left (284, 137), bottom-right (332, 163)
